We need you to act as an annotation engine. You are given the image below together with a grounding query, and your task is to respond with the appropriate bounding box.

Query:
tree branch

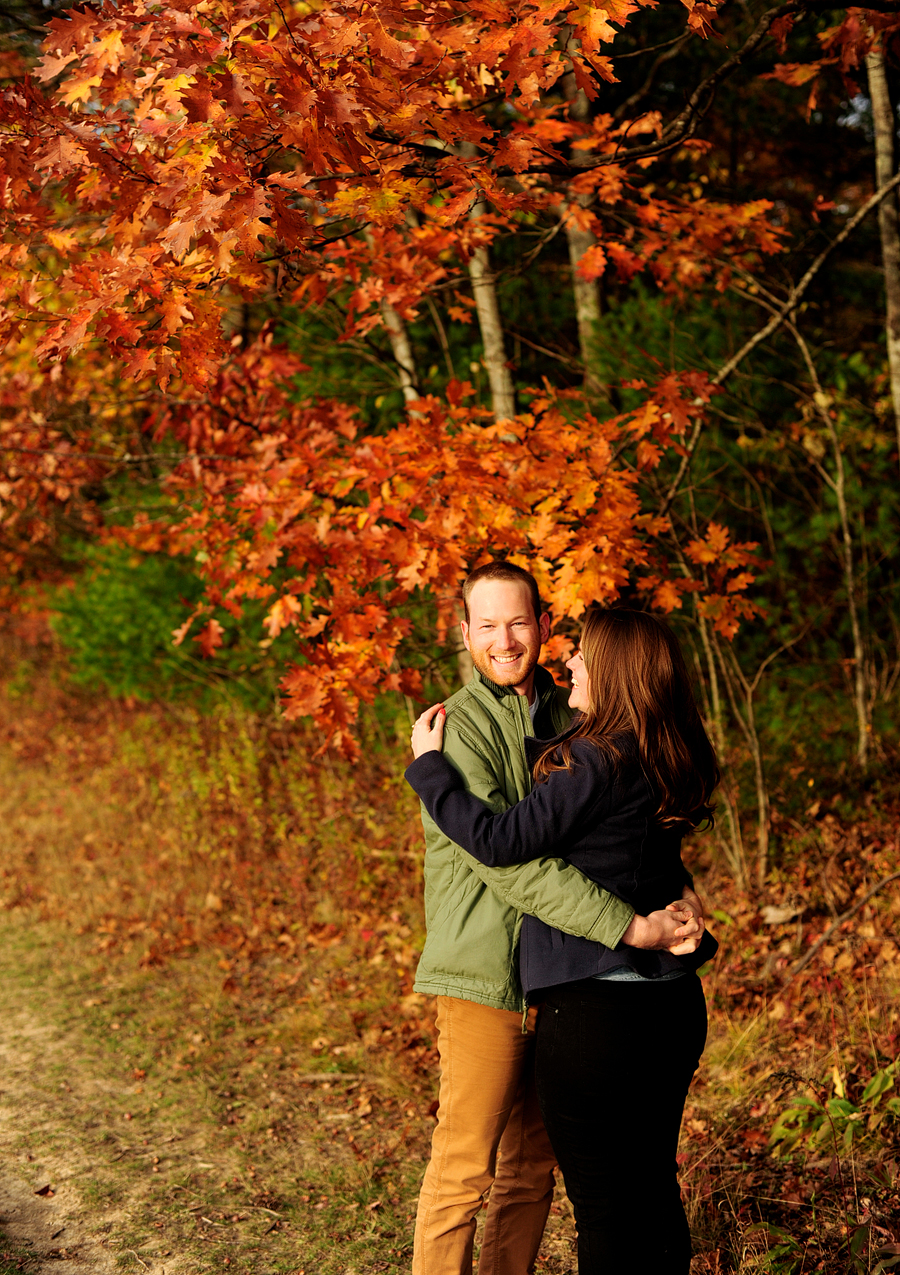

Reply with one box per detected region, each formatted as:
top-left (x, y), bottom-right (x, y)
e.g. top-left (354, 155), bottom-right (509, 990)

top-left (658, 170), bottom-right (900, 516)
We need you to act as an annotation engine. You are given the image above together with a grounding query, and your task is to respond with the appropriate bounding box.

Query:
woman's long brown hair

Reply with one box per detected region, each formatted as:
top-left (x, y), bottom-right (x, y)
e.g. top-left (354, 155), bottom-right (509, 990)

top-left (533, 608), bottom-right (720, 828)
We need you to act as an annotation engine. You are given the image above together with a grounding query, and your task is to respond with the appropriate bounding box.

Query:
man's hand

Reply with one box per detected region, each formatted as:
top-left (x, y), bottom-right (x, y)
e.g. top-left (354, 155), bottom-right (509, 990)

top-left (411, 704), bottom-right (446, 758)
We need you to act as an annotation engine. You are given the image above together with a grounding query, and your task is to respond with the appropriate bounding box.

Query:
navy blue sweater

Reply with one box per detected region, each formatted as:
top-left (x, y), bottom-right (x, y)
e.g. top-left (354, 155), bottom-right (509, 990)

top-left (405, 734), bottom-right (716, 995)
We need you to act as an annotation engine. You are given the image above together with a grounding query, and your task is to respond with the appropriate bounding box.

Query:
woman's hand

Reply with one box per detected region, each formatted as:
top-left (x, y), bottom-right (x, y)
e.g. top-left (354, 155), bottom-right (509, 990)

top-left (662, 886), bottom-right (706, 954)
top-left (670, 887), bottom-right (705, 932)
top-left (410, 704), bottom-right (446, 758)
top-left (623, 907), bottom-right (700, 952)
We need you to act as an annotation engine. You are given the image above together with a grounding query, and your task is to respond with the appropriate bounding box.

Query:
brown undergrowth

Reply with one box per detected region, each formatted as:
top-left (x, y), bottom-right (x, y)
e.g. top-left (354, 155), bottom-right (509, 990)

top-left (1, 646), bottom-right (899, 1272)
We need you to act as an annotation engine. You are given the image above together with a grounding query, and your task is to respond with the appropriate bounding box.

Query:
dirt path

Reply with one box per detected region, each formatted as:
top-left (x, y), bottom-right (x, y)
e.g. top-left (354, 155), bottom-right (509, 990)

top-left (0, 921), bottom-right (299, 1275)
top-left (0, 955), bottom-right (181, 1274)
top-left (0, 918), bottom-right (433, 1275)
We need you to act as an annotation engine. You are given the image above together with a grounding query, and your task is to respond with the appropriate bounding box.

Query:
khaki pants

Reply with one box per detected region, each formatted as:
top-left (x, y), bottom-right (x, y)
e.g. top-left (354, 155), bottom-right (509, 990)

top-left (412, 996), bottom-right (557, 1275)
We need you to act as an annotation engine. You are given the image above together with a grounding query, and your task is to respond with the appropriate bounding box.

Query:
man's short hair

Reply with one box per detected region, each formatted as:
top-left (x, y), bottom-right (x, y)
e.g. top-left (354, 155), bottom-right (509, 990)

top-left (462, 561), bottom-right (543, 624)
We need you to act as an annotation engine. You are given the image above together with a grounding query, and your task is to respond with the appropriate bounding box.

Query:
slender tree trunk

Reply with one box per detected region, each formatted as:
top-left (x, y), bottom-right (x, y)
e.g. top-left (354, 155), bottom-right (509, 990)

top-left (822, 426), bottom-right (869, 769)
top-left (697, 612), bottom-right (747, 889)
top-left (670, 537), bottom-right (747, 886)
top-left (380, 299), bottom-right (420, 410)
top-left (365, 230), bottom-right (421, 413)
top-left (467, 211), bottom-right (516, 420)
top-left (713, 636), bottom-right (770, 891)
top-left (828, 433), bottom-right (870, 770)
top-left (790, 323), bottom-right (870, 769)
top-left (866, 47), bottom-right (900, 482)
top-left (561, 73), bottom-right (604, 398)
top-left (565, 214), bottom-right (604, 397)
top-left (461, 143), bottom-right (516, 421)
top-left (710, 618), bottom-right (808, 890)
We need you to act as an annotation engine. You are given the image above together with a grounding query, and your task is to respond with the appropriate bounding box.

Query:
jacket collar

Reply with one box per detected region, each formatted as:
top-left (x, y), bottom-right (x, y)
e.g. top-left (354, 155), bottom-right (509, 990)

top-left (473, 663), bottom-right (558, 709)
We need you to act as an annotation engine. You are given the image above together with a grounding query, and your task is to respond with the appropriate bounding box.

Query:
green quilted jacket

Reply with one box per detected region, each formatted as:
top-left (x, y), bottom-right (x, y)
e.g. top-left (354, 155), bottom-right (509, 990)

top-left (412, 665), bottom-right (636, 1011)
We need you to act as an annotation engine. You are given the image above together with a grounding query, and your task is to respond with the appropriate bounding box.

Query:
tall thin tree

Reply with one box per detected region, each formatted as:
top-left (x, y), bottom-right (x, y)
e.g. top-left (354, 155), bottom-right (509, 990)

top-left (461, 143), bottom-right (516, 421)
top-left (866, 45), bottom-right (900, 481)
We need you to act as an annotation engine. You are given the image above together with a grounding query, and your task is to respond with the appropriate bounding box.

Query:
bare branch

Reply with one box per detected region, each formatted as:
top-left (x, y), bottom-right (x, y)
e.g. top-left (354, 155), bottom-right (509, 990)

top-left (658, 170), bottom-right (900, 516)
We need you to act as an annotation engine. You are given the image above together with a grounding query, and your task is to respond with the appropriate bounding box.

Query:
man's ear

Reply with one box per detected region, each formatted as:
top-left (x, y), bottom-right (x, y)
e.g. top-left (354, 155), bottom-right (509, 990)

top-left (460, 619), bottom-right (471, 652)
top-left (538, 612), bottom-right (551, 643)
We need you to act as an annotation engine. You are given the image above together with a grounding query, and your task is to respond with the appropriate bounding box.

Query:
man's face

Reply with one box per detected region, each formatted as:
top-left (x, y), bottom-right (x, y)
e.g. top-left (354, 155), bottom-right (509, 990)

top-left (460, 579), bottom-right (550, 694)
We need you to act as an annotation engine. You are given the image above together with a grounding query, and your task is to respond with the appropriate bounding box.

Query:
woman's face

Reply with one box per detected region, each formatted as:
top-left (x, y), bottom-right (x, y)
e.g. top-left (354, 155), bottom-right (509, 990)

top-left (565, 647), bottom-right (590, 712)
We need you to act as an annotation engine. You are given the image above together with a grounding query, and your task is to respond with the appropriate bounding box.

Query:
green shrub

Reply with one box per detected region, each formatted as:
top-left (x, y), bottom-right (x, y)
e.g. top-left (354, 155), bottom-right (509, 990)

top-left (769, 1060), bottom-right (900, 1158)
top-left (50, 543), bottom-right (292, 711)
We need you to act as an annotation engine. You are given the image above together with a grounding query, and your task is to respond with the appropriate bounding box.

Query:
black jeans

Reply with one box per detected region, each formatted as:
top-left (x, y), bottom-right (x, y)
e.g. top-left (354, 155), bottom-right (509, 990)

top-left (534, 974), bottom-right (707, 1275)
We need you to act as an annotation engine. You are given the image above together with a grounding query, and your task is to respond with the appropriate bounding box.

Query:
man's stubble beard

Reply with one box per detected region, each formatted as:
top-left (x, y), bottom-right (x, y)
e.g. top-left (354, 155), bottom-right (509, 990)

top-left (468, 646), bottom-right (540, 690)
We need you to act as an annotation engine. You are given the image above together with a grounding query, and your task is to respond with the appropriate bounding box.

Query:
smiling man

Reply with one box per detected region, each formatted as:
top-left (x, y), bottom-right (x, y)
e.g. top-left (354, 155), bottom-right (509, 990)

top-left (462, 569), bottom-right (551, 691)
top-left (410, 560), bottom-right (704, 1275)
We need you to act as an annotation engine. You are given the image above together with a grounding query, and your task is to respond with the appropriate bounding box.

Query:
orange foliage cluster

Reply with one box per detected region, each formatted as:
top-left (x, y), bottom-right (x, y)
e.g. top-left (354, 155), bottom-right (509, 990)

top-left (106, 337), bottom-right (759, 752)
top-left (0, 344), bottom-right (150, 595)
top-left (0, 0), bottom-right (788, 381)
top-left (764, 7), bottom-right (900, 115)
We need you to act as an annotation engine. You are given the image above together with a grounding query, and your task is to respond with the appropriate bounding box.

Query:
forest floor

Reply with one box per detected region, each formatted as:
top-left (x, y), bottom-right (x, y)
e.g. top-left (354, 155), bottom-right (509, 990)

top-left (0, 655), bottom-right (899, 1272)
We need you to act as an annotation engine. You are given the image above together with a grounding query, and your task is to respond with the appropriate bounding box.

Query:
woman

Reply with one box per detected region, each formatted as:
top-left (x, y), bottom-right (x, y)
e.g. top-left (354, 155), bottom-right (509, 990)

top-left (406, 607), bottom-right (719, 1275)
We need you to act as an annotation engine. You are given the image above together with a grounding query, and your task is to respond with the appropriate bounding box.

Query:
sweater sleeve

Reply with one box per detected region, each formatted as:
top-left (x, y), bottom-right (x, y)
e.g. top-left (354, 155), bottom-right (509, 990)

top-left (406, 741), bottom-right (609, 867)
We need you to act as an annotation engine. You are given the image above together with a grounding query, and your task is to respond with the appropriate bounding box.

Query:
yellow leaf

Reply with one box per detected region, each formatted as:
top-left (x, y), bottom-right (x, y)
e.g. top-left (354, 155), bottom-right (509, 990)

top-left (45, 229), bottom-right (79, 253)
top-left (93, 28), bottom-right (126, 72)
top-left (60, 73), bottom-right (101, 106)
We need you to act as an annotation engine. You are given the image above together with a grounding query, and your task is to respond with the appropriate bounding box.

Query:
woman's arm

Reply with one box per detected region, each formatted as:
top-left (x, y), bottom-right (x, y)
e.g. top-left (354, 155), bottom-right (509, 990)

top-left (406, 742), bottom-right (608, 867)
top-left (431, 709), bottom-right (637, 947)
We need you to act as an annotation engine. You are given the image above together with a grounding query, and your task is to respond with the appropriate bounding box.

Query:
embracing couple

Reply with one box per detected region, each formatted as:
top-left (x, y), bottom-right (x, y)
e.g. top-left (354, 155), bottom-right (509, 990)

top-left (403, 560), bottom-right (719, 1275)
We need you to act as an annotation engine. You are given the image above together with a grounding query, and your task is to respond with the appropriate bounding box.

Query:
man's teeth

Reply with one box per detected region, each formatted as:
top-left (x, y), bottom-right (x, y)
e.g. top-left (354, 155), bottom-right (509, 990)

top-left (494, 655), bottom-right (519, 663)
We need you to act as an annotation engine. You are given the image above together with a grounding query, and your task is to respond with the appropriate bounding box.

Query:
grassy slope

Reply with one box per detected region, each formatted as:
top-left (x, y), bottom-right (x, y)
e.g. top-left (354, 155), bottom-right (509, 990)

top-left (0, 654), bottom-right (899, 1272)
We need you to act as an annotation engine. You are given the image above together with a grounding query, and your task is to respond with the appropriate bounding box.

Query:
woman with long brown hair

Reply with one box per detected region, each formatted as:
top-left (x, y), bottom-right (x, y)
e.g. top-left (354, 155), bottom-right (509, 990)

top-left (406, 607), bottom-right (719, 1274)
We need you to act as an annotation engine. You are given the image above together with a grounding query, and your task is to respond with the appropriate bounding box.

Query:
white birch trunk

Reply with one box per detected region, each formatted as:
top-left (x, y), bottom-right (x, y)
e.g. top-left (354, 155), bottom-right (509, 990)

top-left (461, 144), bottom-right (516, 421)
top-left (364, 230), bottom-right (421, 413)
top-left (866, 48), bottom-right (900, 482)
top-left (380, 299), bottom-right (420, 411)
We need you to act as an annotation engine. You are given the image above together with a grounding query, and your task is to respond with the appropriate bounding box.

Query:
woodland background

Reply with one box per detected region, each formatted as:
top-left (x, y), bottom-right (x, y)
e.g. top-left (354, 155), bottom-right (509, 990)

top-left (0, 0), bottom-right (900, 1271)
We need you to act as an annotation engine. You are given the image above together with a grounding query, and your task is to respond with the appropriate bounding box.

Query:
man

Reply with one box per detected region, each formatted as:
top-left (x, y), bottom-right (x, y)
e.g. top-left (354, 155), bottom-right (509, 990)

top-left (411, 560), bottom-right (703, 1275)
